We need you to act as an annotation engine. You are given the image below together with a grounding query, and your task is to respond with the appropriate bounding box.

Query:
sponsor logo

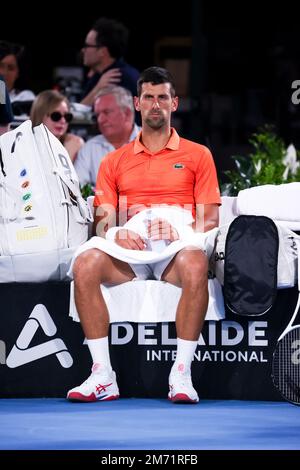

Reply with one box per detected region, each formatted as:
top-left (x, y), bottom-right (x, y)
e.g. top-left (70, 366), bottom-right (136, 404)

top-left (110, 321), bottom-right (268, 347)
top-left (11, 132), bottom-right (23, 153)
top-left (6, 304), bottom-right (73, 368)
top-left (110, 321), bottom-right (269, 364)
top-left (58, 153), bottom-right (72, 178)
top-left (173, 163), bottom-right (185, 169)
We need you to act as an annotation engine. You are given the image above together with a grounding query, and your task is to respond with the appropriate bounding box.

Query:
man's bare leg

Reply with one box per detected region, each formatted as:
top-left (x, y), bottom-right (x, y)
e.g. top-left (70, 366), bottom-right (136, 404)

top-left (161, 246), bottom-right (208, 403)
top-left (67, 248), bottom-right (136, 402)
top-left (73, 248), bottom-right (136, 339)
top-left (162, 246), bottom-right (208, 339)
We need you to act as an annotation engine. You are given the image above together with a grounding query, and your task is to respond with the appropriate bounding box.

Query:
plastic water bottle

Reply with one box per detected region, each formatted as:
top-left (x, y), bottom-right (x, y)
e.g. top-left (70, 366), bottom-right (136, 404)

top-left (144, 210), bottom-right (167, 253)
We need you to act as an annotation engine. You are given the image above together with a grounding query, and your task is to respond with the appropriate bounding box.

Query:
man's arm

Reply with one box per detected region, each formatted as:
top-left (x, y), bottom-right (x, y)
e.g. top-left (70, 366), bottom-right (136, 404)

top-left (193, 203), bottom-right (219, 232)
top-left (93, 204), bottom-right (117, 238)
top-left (81, 69), bottom-right (121, 106)
top-left (93, 204), bottom-right (146, 250)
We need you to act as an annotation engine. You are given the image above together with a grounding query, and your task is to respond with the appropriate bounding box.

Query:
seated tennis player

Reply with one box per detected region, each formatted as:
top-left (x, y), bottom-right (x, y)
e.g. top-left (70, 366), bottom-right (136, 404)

top-left (67, 66), bottom-right (221, 404)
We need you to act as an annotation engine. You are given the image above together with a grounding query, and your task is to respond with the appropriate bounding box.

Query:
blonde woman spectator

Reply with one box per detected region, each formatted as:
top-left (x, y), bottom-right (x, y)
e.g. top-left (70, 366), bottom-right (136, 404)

top-left (30, 90), bottom-right (84, 162)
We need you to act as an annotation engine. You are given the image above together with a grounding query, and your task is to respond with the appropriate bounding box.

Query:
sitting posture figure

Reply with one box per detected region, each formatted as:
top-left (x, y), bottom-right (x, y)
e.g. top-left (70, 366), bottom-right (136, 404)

top-left (67, 66), bottom-right (221, 404)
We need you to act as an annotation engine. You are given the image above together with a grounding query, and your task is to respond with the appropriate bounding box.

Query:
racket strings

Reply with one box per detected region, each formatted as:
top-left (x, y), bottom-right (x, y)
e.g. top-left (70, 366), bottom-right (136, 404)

top-left (273, 327), bottom-right (300, 405)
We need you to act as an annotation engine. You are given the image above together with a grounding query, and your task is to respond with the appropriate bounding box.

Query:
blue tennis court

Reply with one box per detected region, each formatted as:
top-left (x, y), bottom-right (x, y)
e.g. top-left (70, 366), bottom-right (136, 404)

top-left (0, 398), bottom-right (299, 450)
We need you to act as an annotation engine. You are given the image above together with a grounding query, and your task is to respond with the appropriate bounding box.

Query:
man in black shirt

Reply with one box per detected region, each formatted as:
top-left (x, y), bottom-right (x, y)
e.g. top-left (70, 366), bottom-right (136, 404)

top-left (80, 18), bottom-right (139, 108)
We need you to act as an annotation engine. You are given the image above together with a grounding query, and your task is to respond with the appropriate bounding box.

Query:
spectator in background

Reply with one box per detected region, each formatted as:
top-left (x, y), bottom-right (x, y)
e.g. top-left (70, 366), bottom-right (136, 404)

top-left (75, 85), bottom-right (140, 186)
top-left (0, 41), bottom-right (35, 104)
top-left (80, 18), bottom-right (139, 108)
top-left (0, 74), bottom-right (13, 135)
top-left (30, 90), bottom-right (84, 162)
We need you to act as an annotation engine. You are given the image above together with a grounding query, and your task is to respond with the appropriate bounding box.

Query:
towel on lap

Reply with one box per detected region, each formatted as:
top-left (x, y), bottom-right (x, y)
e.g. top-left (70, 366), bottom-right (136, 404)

top-left (68, 207), bottom-right (223, 323)
top-left (68, 207), bottom-right (218, 272)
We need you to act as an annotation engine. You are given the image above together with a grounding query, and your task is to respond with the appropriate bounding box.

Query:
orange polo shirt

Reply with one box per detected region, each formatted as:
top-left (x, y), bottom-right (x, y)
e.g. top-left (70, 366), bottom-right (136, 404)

top-left (94, 128), bottom-right (221, 219)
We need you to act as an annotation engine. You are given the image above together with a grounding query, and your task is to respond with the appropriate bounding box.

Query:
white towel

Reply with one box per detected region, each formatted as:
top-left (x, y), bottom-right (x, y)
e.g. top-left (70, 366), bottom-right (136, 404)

top-left (69, 231), bottom-right (213, 272)
top-left (68, 207), bottom-right (218, 273)
top-left (69, 278), bottom-right (225, 323)
top-left (68, 206), bottom-right (223, 324)
top-left (237, 183), bottom-right (300, 222)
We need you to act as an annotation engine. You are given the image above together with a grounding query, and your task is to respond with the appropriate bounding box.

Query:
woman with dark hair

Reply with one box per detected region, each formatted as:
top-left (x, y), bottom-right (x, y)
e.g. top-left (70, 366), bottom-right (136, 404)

top-left (30, 90), bottom-right (84, 162)
top-left (0, 40), bottom-right (35, 103)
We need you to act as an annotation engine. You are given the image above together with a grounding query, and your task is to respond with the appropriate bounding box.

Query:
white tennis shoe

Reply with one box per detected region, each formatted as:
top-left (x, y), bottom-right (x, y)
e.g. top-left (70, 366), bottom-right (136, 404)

top-left (67, 363), bottom-right (119, 402)
top-left (168, 364), bottom-right (199, 403)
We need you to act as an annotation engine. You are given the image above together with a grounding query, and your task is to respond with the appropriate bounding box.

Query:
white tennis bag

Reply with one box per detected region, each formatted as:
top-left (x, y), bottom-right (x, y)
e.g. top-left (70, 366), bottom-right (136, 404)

top-left (0, 120), bottom-right (93, 282)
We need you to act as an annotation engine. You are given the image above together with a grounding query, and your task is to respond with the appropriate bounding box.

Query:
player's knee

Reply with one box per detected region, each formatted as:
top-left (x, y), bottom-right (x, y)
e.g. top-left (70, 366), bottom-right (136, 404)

top-left (73, 249), bottom-right (107, 282)
top-left (178, 248), bottom-right (208, 285)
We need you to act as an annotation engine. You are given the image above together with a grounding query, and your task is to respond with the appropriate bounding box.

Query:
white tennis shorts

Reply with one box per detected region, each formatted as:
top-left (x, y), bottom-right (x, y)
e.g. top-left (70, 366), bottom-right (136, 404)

top-left (129, 254), bottom-right (176, 280)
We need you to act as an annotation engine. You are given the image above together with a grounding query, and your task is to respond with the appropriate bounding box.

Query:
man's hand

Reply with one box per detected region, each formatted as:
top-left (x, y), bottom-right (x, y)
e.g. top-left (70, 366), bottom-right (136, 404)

top-left (95, 68), bottom-right (121, 90)
top-left (115, 229), bottom-right (146, 250)
top-left (146, 218), bottom-right (179, 242)
top-left (80, 69), bottom-right (122, 106)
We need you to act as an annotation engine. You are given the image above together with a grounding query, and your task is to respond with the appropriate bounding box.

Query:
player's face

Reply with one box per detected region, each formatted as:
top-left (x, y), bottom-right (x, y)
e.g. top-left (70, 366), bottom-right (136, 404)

top-left (135, 82), bottom-right (178, 129)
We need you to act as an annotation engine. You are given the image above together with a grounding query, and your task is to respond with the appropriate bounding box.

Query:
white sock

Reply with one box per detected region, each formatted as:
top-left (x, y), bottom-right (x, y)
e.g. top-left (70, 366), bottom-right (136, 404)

top-left (86, 337), bottom-right (112, 372)
top-left (172, 337), bottom-right (198, 375)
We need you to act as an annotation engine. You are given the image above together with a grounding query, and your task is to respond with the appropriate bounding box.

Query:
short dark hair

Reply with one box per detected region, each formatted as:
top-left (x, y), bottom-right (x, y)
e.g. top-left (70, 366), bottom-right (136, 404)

top-left (137, 66), bottom-right (176, 97)
top-left (92, 17), bottom-right (129, 59)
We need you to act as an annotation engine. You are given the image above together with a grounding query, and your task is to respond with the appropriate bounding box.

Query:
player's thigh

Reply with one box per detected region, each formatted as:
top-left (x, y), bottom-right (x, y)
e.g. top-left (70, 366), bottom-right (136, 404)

top-left (161, 247), bottom-right (207, 287)
top-left (74, 248), bottom-right (136, 285)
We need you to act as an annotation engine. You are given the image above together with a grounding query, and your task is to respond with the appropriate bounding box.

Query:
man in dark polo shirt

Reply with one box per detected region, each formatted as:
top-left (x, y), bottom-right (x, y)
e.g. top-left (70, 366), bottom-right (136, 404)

top-left (80, 17), bottom-right (139, 108)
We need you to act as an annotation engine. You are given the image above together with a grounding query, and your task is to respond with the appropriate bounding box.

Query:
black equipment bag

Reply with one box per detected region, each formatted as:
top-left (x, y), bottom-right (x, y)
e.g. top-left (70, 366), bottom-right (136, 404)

top-left (224, 215), bottom-right (279, 316)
